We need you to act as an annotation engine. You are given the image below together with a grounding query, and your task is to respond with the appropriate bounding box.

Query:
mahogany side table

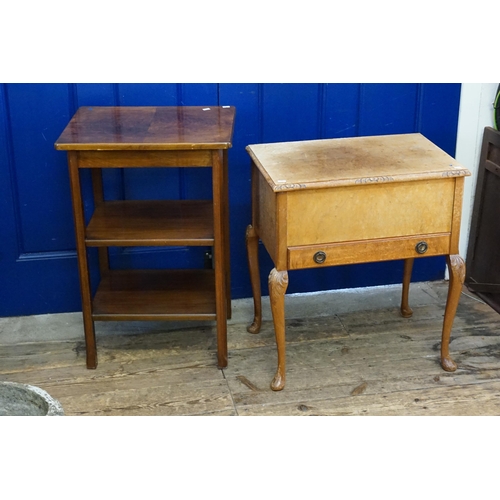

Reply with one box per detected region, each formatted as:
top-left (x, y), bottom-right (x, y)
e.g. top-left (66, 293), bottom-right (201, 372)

top-left (55, 106), bottom-right (235, 369)
top-left (245, 133), bottom-right (470, 391)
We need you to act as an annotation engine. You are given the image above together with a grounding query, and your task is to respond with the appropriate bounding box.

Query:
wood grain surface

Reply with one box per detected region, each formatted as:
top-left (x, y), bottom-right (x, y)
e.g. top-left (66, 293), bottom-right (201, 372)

top-left (246, 133), bottom-right (470, 191)
top-left (55, 106), bottom-right (236, 150)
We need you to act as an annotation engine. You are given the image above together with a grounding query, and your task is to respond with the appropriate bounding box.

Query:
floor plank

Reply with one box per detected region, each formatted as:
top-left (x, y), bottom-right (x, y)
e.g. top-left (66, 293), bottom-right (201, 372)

top-left (1, 282), bottom-right (500, 416)
top-left (237, 381), bottom-right (500, 416)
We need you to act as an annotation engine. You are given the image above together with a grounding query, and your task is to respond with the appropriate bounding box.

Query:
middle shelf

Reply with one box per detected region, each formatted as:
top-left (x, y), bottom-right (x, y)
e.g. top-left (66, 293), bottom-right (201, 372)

top-left (85, 200), bottom-right (214, 247)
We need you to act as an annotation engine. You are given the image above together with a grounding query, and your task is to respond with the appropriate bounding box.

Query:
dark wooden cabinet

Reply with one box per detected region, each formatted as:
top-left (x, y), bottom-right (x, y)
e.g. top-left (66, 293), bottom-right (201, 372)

top-left (55, 106), bottom-right (235, 369)
top-left (466, 127), bottom-right (500, 312)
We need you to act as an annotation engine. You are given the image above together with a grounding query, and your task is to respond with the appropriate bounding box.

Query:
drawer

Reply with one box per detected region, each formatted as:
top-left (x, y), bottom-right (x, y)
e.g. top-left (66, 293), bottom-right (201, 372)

top-left (287, 233), bottom-right (451, 269)
top-left (286, 179), bottom-right (455, 247)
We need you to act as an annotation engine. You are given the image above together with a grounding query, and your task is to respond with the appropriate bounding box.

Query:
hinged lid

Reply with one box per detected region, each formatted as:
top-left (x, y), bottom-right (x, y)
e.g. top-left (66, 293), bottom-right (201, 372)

top-left (247, 133), bottom-right (470, 192)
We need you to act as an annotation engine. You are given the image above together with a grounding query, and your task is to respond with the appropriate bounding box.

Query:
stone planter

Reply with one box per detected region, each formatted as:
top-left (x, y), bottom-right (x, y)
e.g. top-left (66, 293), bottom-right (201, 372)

top-left (0, 382), bottom-right (64, 416)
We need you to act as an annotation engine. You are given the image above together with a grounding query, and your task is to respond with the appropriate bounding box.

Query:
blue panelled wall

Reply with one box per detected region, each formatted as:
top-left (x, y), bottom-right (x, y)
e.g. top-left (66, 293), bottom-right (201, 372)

top-left (0, 83), bottom-right (462, 317)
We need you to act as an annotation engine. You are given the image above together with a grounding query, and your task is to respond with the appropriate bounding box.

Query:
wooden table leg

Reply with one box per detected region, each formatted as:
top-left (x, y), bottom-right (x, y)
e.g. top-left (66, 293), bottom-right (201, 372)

top-left (401, 258), bottom-right (414, 318)
top-left (223, 150), bottom-right (231, 319)
top-left (269, 268), bottom-right (288, 391)
top-left (91, 169), bottom-right (110, 278)
top-left (68, 153), bottom-right (97, 369)
top-left (441, 254), bottom-right (465, 371)
top-left (246, 224), bottom-right (262, 334)
top-left (212, 151), bottom-right (228, 369)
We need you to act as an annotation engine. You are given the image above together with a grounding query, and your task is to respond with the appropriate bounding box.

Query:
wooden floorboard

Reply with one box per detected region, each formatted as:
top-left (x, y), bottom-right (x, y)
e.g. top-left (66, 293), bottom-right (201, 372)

top-left (1, 284), bottom-right (500, 416)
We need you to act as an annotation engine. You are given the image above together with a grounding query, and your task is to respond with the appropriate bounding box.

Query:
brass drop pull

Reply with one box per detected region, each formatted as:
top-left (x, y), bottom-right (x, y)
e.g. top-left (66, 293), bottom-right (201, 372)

top-left (313, 251), bottom-right (327, 264)
top-left (415, 241), bottom-right (428, 254)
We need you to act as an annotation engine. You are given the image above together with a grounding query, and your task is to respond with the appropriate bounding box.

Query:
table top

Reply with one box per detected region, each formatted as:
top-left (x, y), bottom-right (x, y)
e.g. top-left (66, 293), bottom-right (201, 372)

top-left (55, 106), bottom-right (236, 151)
top-left (247, 134), bottom-right (470, 192)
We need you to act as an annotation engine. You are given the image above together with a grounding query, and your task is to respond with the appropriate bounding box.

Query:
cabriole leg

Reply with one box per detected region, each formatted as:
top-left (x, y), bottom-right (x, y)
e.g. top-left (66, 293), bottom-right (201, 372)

top-left (441, 254), bottom-right (465, 372)
top-left (401, 258), bottom-right (414, 318)
top-left (246, 224), bottom-right (262, 334)
top-left (269, 268), bottom-right (288, 391)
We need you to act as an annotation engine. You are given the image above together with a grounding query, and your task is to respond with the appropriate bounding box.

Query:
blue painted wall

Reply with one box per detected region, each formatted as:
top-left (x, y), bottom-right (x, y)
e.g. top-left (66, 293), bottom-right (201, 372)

top-left (0, 83), bottom-right (462, 317)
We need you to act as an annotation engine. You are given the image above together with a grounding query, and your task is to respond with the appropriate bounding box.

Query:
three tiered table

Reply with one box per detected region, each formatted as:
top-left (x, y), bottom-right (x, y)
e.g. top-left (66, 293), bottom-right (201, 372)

top-left (55, 106), bottom-right (235, 369)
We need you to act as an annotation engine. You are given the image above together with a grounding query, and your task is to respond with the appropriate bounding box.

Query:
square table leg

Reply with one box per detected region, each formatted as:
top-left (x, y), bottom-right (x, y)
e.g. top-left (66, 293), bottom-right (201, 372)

top-left (68, 152), bottom-right (97, 369)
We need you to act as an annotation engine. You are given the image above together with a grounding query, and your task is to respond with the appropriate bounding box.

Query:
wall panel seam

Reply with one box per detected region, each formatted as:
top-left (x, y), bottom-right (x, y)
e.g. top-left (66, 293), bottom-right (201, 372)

top-left (258, 83), bottom-right (264, 144)
top-left (414, 83), bottom-right (424, 132)
top-left (1, 84), bottom-right (24, 257)
top-left (318, 83), bottom-right (325, 139)
top-left (17, 250), bottom-right (78, 262)
top-left (357, 83), bottom-right (364, 137)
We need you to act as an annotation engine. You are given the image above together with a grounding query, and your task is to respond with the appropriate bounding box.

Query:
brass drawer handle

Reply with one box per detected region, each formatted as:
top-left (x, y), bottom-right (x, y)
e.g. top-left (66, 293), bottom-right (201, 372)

top-left (415, 241), bottom-right (428, 254)
top-left (313, 251), bottom-right (327, 264)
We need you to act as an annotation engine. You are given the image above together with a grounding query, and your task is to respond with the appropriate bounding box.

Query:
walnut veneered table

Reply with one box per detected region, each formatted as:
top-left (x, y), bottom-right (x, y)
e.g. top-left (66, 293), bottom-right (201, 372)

top-left (55, 106), bottom-right (235, 370)
top-left (245, 133), bottom-right (471, 391)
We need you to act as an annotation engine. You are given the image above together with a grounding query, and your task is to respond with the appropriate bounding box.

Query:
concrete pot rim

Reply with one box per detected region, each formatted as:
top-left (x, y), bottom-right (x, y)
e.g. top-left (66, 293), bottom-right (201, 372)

top-left (0, 381), bottom-right (64, 416)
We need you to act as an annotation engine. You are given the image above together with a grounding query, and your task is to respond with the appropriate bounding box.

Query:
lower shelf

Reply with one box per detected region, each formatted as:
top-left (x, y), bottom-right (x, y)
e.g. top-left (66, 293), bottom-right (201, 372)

top-left (92, 269), bottom-right (217, 321)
